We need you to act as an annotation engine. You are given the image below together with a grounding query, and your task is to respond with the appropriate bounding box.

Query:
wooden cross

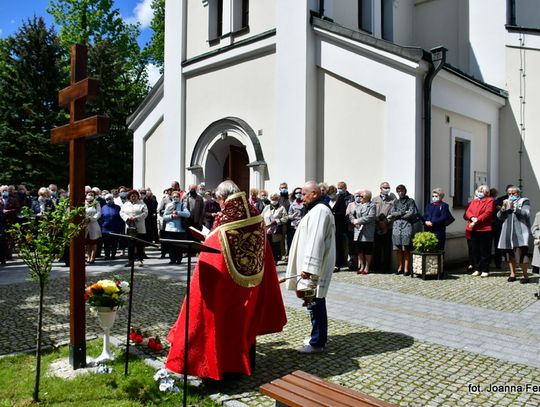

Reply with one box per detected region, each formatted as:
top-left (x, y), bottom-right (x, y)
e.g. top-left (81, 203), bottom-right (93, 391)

top-left (51, 44), bottom-right (109, 369)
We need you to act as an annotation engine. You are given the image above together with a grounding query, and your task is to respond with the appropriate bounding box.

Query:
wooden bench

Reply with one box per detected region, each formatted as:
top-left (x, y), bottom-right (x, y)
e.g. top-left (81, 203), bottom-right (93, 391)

top-left (260, 370), bottom-right (396, 407)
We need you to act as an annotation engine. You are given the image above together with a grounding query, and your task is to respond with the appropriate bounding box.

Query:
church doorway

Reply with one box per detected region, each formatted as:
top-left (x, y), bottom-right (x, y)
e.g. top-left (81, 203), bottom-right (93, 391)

top-left (223, 145), bottom-right (250, 193)
top-left (189, 117), bottom-right (267, 191)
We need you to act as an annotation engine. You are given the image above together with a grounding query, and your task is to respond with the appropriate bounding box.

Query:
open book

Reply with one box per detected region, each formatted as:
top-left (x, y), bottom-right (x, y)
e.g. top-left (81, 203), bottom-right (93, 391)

top-left (189, 225), bottom-right (210, 241)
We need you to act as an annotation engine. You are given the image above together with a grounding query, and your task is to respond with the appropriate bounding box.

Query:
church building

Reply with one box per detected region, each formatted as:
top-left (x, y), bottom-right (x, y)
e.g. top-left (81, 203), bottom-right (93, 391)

top-left (128, 0), bottom-right (540, 261)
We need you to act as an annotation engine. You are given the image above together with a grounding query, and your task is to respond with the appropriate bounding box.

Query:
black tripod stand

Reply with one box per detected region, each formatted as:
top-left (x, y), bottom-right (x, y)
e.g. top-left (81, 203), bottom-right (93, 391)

top-left (159, 239), bottom-right (220, 407)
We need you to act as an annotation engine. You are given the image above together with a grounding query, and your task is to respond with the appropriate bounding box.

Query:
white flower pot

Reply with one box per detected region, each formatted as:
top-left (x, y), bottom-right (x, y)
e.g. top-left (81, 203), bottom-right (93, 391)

top-left (95, 306), bottom-right (118, 362)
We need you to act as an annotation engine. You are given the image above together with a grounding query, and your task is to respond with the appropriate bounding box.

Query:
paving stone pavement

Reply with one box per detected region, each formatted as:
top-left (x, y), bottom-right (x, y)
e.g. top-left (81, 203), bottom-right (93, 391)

top-left (1, 252), bottom-right (540, 406)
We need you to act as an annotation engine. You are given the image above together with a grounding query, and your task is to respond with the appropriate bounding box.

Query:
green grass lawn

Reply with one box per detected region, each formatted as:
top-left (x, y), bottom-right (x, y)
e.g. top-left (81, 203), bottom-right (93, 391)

top-left (0, 341), bottom-right (218, 406)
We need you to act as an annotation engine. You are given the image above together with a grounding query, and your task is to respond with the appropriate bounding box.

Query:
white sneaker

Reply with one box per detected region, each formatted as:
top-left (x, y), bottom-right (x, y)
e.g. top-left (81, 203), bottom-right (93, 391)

top-left (480, 272), bottom-right (489, 278)
top-left (297, 344), bottom-right (324, 354)
top-left (471, 271), bottom-right (480, 276)
top-left (303, 338), bottom-right (311, 346)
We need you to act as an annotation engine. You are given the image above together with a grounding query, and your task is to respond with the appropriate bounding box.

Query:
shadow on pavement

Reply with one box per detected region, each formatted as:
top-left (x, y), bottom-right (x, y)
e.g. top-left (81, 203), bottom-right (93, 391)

top-left (203, 330), bottom-right (414, 397)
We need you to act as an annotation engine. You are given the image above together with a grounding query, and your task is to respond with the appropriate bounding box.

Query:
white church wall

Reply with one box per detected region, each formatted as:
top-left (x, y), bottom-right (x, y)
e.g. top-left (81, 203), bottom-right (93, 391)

top-left (164, 0), bottom-right (185, 185)
top-left (413, 0), bottom-right (468, 72)
top-left (321, 71), bottom-right (385, 194)
top-left (316, 34), bottom-right (422, 198)
top-left (131, 96), bottom-right (165, 193)
top-left (248, 0), bottom-right (277, 36)
top-left (500, 43), bottom-right (540, 216)
top-left (184, 53), bottom-right (276, 185)
top-left (468, 0), bottom-right (506, 88)
top-left (274, 0), bottom-right (319, 189)
top-left (186, 0), bottom-right (213, 59)
top-left (143, 120), bottom-right (166, 194)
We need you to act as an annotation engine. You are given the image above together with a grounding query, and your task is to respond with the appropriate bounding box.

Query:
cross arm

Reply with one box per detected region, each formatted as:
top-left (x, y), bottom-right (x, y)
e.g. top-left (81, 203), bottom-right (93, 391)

top-left (51, 115), bottom-right (110, 144)
top-left (58, 78), bottom-right (102, 107)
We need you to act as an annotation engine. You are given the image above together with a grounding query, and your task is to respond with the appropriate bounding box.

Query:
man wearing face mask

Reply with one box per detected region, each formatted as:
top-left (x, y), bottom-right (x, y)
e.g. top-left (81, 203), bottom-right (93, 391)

top-left (114, 187), bottom-right (128, 207)
top-left (183, 184), bottom-right (204, 237)
top-left (372, 182), bottom-right (397, 273)
top-left (327, 185), bottom-right (347, 271)
top-left (286, 181), bottom-right (335, 353)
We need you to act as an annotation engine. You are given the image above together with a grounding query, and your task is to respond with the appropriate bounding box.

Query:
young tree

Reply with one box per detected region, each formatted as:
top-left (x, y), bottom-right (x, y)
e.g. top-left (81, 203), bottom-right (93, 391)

top-left (0, 17), bottom-right (68, 188)
top-left (9, 199), bottom-right (85, 402)
top-left (48, 0), bottom-right (149, 187)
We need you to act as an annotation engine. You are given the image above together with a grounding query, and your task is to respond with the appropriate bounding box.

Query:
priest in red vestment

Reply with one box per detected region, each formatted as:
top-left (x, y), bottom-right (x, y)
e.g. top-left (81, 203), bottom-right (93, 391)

top-left (165, 180), bottom-right (287, 380)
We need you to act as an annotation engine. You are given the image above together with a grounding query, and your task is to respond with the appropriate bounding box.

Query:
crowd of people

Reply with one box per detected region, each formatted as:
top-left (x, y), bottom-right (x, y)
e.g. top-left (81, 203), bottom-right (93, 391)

top-left (0, 180), bottom-right (539, 284)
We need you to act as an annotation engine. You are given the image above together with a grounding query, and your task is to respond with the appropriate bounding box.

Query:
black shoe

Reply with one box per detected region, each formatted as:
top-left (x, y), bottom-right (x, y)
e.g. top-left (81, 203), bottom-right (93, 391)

top-left (395, 270), bottom-right (404, 275)
top-left (507, 276), bottom-right (516, 282)
top-left (125, 262), bottom-right (134, 267)
top-left (520, 278), bottom-right (529, 284)
top-left (176, 259), bottom-right (182, 264)
top-left (168, 260), bottom-right (175, 264)
top-left (403, 271), bottom-right (411, 277)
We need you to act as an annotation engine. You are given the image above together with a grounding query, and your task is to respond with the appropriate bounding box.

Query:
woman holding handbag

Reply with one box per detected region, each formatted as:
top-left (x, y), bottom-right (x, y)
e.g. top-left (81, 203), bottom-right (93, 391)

top-left (422, 188), bottom-right (454, 251)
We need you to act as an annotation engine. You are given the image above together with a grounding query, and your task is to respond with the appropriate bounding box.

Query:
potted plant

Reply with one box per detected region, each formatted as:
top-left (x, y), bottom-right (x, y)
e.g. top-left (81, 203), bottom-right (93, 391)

top-left (411, 231), bottom-right (444, 279)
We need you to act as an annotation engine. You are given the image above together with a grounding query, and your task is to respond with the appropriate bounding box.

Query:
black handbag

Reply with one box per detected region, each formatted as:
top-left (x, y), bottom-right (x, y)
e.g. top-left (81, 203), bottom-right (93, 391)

top-left (444, 212), bottom-right (455, 226)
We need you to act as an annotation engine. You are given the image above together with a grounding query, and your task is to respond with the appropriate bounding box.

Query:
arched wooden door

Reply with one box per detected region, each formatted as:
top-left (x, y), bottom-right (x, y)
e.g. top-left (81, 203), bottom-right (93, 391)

top-left (223, 145), bottom-right (249, 193)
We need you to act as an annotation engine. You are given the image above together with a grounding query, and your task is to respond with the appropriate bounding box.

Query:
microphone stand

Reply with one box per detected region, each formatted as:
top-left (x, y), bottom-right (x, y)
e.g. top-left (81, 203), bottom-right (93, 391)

top-left (159, 238), bottom-right (220, 407)
top-left (109, 232), bottom-right (159, 376)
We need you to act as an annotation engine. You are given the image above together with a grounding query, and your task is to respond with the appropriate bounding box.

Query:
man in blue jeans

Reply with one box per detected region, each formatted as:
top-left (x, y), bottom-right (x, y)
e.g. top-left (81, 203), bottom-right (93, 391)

top-left (285, 181), bottom-right (336, 353)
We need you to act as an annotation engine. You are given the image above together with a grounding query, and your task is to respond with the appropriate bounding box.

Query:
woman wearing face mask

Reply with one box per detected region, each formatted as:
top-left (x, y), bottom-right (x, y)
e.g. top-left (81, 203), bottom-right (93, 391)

top-left (388, 184), bottom-right (419, 275)
top-left (261, 193), bottom-right (288, 265)
top-left (465, 185), bottom-right (495, 278)
top-left (287, 187), bottom-right (305, 255)
top-left (85, 193), bottom-right (102, 264)
top-left (422, 188), bottom-right (453, 251)
top-left (31, 187), bottom-right (55, 217)
top-left (120, 190), bottom-right (148, 267)
top-left (101, 194), bottom-right (123, 260)
top-left (162, 191), bottom-right (191, 264)
top-left (497, 186), bottom-right (531, 283)
top-left (347, 190), bottom-right (376, 274)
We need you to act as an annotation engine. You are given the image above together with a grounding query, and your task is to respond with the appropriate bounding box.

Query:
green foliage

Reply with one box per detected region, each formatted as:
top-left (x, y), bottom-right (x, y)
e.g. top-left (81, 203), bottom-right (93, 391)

top-left (412, 231), bottom-right (439, 253)
top-left (143, 0), bottom-right (165, 70)
top-left (0, 17), bottom-right (68, 188)
top-left (8, 198), bottom-right (85, 283)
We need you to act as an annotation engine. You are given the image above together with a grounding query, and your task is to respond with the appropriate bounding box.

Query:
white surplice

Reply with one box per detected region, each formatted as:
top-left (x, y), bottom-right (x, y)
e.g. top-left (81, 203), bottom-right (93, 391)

top-left (286, 202), bottom-right (336, 298)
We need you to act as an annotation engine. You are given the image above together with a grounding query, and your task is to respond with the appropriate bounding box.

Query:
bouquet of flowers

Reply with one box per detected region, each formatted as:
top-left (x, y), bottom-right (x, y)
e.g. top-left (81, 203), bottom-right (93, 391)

top-left (85, 276), bottom-right (130, 308)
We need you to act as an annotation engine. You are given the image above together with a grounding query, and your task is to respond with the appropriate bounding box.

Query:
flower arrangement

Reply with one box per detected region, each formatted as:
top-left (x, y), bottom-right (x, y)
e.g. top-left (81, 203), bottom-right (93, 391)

top-left (412, 231), bottom-right (439, 253)
top-left (85, 276), bottom-right (130, 308)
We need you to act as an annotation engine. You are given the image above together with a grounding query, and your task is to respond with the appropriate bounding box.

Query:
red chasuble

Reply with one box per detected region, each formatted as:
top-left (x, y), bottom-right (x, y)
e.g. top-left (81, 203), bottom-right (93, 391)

top-left (165, 192), bottom-right (287, 380)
